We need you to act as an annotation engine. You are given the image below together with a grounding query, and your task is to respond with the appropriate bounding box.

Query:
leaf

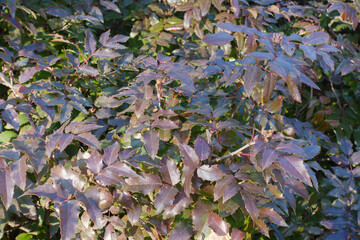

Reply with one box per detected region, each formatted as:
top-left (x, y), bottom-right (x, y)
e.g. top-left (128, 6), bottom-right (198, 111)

top-left (194, 136), bottom-right (210, 161)
top-left (317, 51), bottom-right (335, 71)
top-left (152, 119), bottom-right (179, 130)
top-left (25, 184), bottom-right (68, 202)
top-left (58, 134), bottom-right (74, 152)
top-left (198, 0), bottom-right (211, 16)
top-left (75, 187), bottom-right (103, 228)
top-left (163, 191), bottom-right (192, 219)
top-left (262, 147), bottom-right (278, 170)
top-left (202, 32), bottom-right (235, 45)
top-left (276, 141), bottom-right (305, 155)
top-left (85, 150), bottom-right (103, 174)
top-left (207, 212), bottom-right (229, 236)
top-left (244, 65), bottom-right (262, 96)
top-left (255, 219), bottom-right (269, 237)
top-left (279, 155), bottom-right (312, 186)
top-left (259, 207), bottom-right (288, 227)
top-left (59, 200), bottom-right (80, 240)
top-left (300, 44), bottom-right (317, 61)
top-left (340, 138), bottom-right (353, 156)
top-left (231, 229), bottom-right (245, 240)
top-left (10, 156), bottom-right (27, 190)
top-left (2, 107), bottom-right (19, 131)
top-left (298, 73), bottom-right (320, 90)
top-left (100, 0), bottom-right (121, 13)
top-left (95, 168), bottom-right (125, 185)
top-left (0, 168), bottom-right (15, 209)
top-left (303, 32), bottom-right (329, 45)
top-left (154, 185), bottom-right (178, 213)
top-left (263, 72), bottom-right (277, 104)
top-left (281, 39), bottom-right (296, 56)
top-left (104, 224), bottom-right (116, 240)
top-left (240, 190), bottom-right (259, 222)
top-left (74, 132), bottom-right (101, 150)
top-left (168, 222), bottom-right (192, 240)
top-left (103, 141), bottom-right (120, 165)
top-left (160, 156), bottom-right (180, 186)
top-left (179, 144), bottom-right (200, 169)
top-left (85, 30), bottom-right (96, 54)
top-left (197, 165), bottom-right (225, 181)
top-left (8, 0), bottom-right (17, 18)
top-left (79, 65), bottom-right (99, 76)
top-left (214, 175), bottom-right (235, 201)
top-left (93, 49), bottom-right (120, 59)
top-left (143, 130), bottom-right (159, 160)
top-left (192, 200), bottom-right (212, 234)
top-left (248, 51), bottom-right (274, 60)
top-left (124, 173), bottom-right (162, 195)
top-left (107, 162), bottom-right (138, 177)
top-left (285, 74), bottom-right (301, 103)
top-left (127, 203), bottom-right (141, 225)
top-left (100, 30), bottom-right (110, 45)
top-left (19, 66), bottom-right (45, 83)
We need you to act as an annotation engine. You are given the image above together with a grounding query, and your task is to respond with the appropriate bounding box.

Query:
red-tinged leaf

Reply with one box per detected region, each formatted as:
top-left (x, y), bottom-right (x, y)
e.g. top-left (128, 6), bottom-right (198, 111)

top-left (46, 133), bottom-right (62, 157)
top-left (2, 107), bottom-right (19, 131)
top-left (317, 51), bottom-right (335, 71)
top-left (255, 219), bottom-right (269, 237)
top-left (276, 141), bottom-right (305, 155)
top-left (179, 144), bottom-right (200, 169)
top-left (79, 65), bottom-right (99, 76)
top-left (103, 141), bottom-right (120, 165)
top-left (127, 203), bottom-right (141, 225)
top-left (285, 74), bottom-right (302, 103)
top-left (143, 130), bottom-right (159, 160)
top-left (259, 207), bottom-right (288, 227)
top-left (85, 150), bottom-right (103, 174)
top-left (100, 0), bottom-right (121, 13)
top-left (184, 10), bottom-right (192, 29)
top-left (104, 224), bottom-right (116, 240)
top-left (299, 44), bottom-right (317, 61)
top-left (263, 72), bottom-right (277, 104)
top-left (95, 168), bottom-right (125, 185)
top-left (58, 134), bottom-right (74, 152)
top-left (19, 65), bottom-right (45, 83)
top-left (34, 97), bottom-right (55, 120)
top-left (223, 182), bottom-right (240, 203)
top-left (262, 147), bottom-right (279, 170)
top-left (281, 39), bottom-right (296, 56)
top-left (100, 30), bottom-right (110, 45)
top-left (183, 165), bottom-right (195, 197)
top-left (152, 119), bottom-right (179, 130)
top-left (1, 13), bottom-right (24, 32)
top-left (240, 190), bottom-right (259, 222)
top-left (317, 44), bottom-right (340, 52)
top-left (202, 32), bottom-right (235, 45)
top-left (192, 200), bottom-right (212, 234)
top-left (198, 0), bottom-right (211, 16)
top-left (231, 0), bottom-right (240, 17)
top-left (160, 156), bottom-right (180, 186)
top-left (0, 168), bottom-right (15, 209)
top-left (8, 0), bottom-right (16, 18)
top-left (303, 31), bottom-right (329, 45)
top-left (93, 49), bottom-right (120, 59)
top-left (207, 212), bottom-right (229, 236)
top-left (214, 175), bottom-right (235, 201)
top-left (279, 155), bottom-right (312, 186)
top-left (248, 51), bottom-right (274, 60)
top-left (75, 132), bottom-right (101, 150)
top-left (163, 191), bottom-right (192, 219)
top-left (59, 200), bottom-right (80, 240)
top-left (231, 229), bottom-right (245, 240)
top-left (75, 187), bottom-right (104, 229)
top-left (107, 162), bottom-right (137, 177)
top-left (154, 185), bottom-right (178, 213)
top-left (299, 73), bottom-right (320, 90)
top-left (11, 156), bottom-right (27, 190)
top-left (194, 136), bottom-right (210, 161)
top-left (124, 173), bottom-right (162, 195)
top-left (25, 184), bottom-right (68, 202)
top-left (85, 30), bottom-right (96, 54)
top-left (244, 65), bottom-right (262, 96)
top-left (0, 149), bottom-right (20, 161)
top-left (168, 222), bottom-right (192, 240)
top-left (197, 165), bottom-right (225, 181)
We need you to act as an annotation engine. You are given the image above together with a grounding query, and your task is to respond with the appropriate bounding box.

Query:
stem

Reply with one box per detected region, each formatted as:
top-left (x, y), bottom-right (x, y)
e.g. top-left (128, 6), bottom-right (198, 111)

top-left (214, 141), bottom-right (255, 163)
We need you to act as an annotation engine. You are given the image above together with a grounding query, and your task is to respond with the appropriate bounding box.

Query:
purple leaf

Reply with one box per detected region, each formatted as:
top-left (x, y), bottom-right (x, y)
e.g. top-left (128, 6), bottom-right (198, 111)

top-left (95, 168), bottom-right (125, 185)
top-left (79, 65), bottom-right (99, 76)
top-left (299, 44), bottom-right (317, 61)
top-left (262, 147), bottom-right (279, 170)
top-left (58, 200), bottom-right (80, 240)
top-left (340, 138), bottom-right (353, 156)
top-left (194, 136), bottom-right (210, 161)
top-left (183, 165), bottom-right (195, 197)
top-left (74, 132), bottom-right (101, 150)
top-left (281, 39), bottom-right (296, 56)
top-left (223, 182), bottom-right (240, 202)
top-left (214, 175), bottom-right (235, 201)
top-left (100, 30), bottom-right (110, 45)
top-left (259, 207), bottom-right (288, 227)
top-left (179, 144), bottom-right (200, 169)
top-left (85, 30), bottom-right (96, 54)
top-left (58, 134), bottom-right (74, 152)
top-left (85, 150), bottom-right (103, 174)
top-left (154, 185), bottom-right (178, 213)
top-left (103, 141), bottom-right (120, 165)
top-left (0, 168), bottom-right (15, 209)
top-left (202, 32), bottom-right (235, 45)
top-left (231, 229), bottom-right (245, 240)
top-left (45, 133), bottom-right (62, 157)
top-left (299, 73), bottom-right (320, 90)
top-left (75, 187), bottom-right (104, 228)
top-left (317, 51), bottom-right (335, 71)
top-left (303, 32), bottom-right (329, 45)
top-left (207, 212), bottom-right (229, 236)
top-left (11, 156), bottom-right (27, 190)
top-left (8, 0), bottom-right (17, 18)
top-left (276, 141), bottom-right (305, 155)
top-left (143, 130), bottom-right (159, 160)
top-left (160, 156), bottom-right (181, 186)
top-left (240, 190), bottom-right (259, 222)
top-left (168, 222), bottom-right (192, 240)
top-left (100, 0), bottom-right (121, 13)
top-left (127, 203), bottom-right (141, 225)
top-left (317, 44), bottom-right (340, 52)
top-left (2, 107), bottom-right (19, 131)
top-left (124, 173), bottom-right (162, 195)
top-left (25, 184), bottom-right (68, 202)
top-left (197, 165), bottom-right (225, 181)
top-left (107, 162), bottom-right (138, 177)
top-left (248, 52), bottom-right (274, 60)
top-left (279, 155), bottom-right (312, 186)
top-left (104, 224), bottom-right (116, 240)
top-left (163, 191), bottom-right (192, 219)
top-left (184, 10), bottom-right (192, 29)
top-left (152, 119), bottom-right (179, 130)
top-left (93, 49), bottom-right (120, 59)
top-left (192, 200), bottom-right (212, 234)
top-left (34, 97), bottom-right (55, 120)
top-left (244, 65), bottom-right (262, 96)
top-left (198, 0), bottom-right (211, 16)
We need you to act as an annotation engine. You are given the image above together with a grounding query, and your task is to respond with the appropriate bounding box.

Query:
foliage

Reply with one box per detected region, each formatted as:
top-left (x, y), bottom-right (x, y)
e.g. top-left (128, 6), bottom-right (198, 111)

top-left (0, 0), bottom-right (360, 239)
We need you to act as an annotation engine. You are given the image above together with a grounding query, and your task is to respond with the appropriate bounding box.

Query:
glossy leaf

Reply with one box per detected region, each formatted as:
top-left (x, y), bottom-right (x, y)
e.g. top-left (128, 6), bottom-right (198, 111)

top-left (279, 155), bottom-right (312, 186)
top-left (197, 165), bottom-right (225, 181)
top-left (240, 190), bottom-right (259, 222)
top-left (168, 222), bottom-right (192, 240)
top-left (285, 74), bottom-right (302, 103)
top-left (202, 32), bottom-right (235, 45)
top-left (103, 141), bottom-right (120, 165)
top-left (262, 147), bottom-right (279, 170)
top-left (0, 168), bottom-right (15, 209)
top-left (154, 185), bottom-right (178, 213)
top-left (59, 200), bottom-right (80, 240)
top-left (160, 156), bottom-right (181, 186)
top-left (194, 136), bottom-right (210, 161)
top-left (124, 173), bottom-right (162, 195)
top-left (207, 212), bottom-right (229, 236)
top-left (192, 200), bottom-right (212, 234)
top-left (143, 130), bottom-right (159, 160)
top-left (2, 107), bottom-right (19, 131)
top-left (244, 65), bottom-right (262, 96)
top-left (19, 66), bottom-right (45, 83)
top-left (85, 30), bottom-right (96, 54)
top-left (100, 0), bottom-right (121, 13)
top-left (75, 188), bottom-right (103, 228)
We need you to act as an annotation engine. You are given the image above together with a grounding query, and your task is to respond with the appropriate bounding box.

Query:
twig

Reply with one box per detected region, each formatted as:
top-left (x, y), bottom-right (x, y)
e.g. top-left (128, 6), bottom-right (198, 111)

top-left (214, 141), bottom-right (255, 162)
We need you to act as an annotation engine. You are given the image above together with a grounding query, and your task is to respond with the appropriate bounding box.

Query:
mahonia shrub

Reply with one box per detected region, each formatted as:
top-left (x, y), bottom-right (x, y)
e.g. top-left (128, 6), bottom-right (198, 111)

top-left (0, 0), bottom-right (359, 239)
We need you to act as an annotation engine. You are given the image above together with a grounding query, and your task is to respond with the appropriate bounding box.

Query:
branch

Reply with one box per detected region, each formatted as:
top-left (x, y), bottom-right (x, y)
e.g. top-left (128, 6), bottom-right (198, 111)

top-left (214, 141), bottom-right (255, 163)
